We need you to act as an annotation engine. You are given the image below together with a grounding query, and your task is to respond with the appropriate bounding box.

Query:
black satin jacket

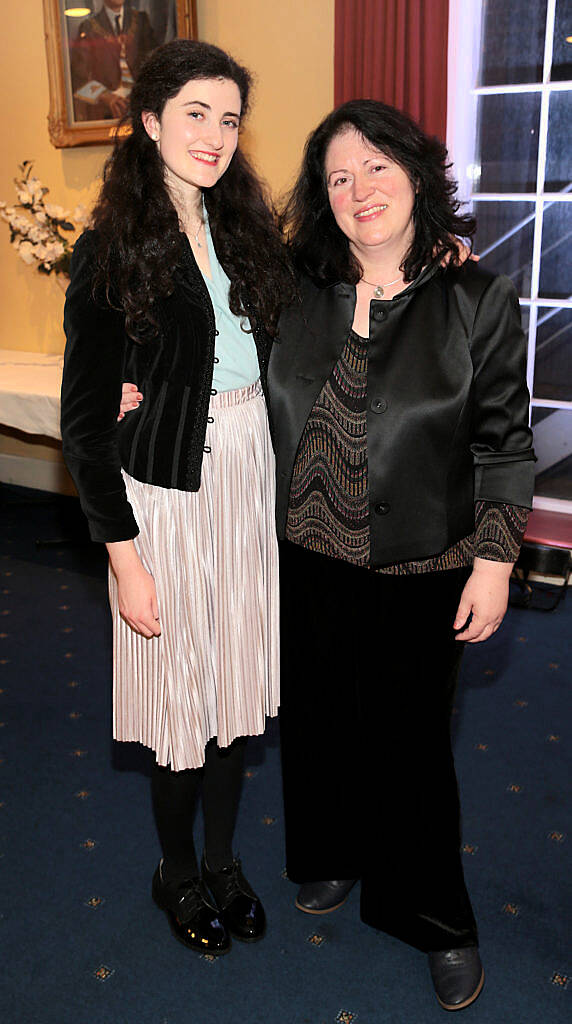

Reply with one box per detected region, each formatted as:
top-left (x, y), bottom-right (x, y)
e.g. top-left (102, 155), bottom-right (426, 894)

top-left (60, 230), bottom-right (271, 543)
top-left (268, 261), bottom-right (535, 568)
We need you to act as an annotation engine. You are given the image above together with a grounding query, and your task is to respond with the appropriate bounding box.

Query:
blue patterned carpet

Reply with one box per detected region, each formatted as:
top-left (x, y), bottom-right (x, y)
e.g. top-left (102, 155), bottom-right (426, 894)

top-left (0, 485), bottom-right (570, 1024)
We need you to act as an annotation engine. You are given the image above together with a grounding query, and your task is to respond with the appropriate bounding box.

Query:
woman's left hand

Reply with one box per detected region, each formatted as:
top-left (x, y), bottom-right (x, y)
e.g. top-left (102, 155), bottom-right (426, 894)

top-left (118, 382), bottom-right (142, 421)
top-left (453, 557), bottom-right (514, 643)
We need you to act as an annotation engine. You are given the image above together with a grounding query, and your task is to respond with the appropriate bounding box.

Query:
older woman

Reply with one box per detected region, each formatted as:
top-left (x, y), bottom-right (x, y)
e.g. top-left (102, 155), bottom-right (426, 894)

top-left (270, 100), bottom-right (534, 1011)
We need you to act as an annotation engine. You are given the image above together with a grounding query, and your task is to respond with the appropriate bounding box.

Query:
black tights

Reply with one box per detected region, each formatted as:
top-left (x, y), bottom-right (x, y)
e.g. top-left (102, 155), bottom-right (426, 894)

top-left (151, 736), bottom-right (246, 882)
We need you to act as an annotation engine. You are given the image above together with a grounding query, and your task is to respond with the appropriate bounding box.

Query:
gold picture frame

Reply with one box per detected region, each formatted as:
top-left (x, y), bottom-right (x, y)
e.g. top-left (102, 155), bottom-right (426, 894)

top-left (43, 1), bottom-right (197, 148)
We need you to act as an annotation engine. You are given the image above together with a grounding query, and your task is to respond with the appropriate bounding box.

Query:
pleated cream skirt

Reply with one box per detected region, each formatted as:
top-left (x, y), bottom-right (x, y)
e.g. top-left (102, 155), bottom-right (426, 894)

top-left (108, 380), bottom-right (279, 770)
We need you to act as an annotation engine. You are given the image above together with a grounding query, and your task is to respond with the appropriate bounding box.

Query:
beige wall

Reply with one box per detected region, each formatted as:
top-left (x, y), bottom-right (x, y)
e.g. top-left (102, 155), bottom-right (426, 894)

top-left (0, 0), bottom-right (334, 358)
top-left (197, 0), bottom-right (335, 199)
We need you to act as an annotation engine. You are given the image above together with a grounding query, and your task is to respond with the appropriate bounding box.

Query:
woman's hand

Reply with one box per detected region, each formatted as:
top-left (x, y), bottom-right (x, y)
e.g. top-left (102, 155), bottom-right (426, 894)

top-left (453, 557), bottom-right (513, 643)
top-left (117, 382), bottom-right (142, 421)
top-left (106, 540), bottom-right (161, 638)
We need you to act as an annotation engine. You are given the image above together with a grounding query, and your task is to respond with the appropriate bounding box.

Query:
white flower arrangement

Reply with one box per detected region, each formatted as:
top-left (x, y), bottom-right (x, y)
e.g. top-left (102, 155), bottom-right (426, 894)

top-left (0, 161), bottom-right (90, 277)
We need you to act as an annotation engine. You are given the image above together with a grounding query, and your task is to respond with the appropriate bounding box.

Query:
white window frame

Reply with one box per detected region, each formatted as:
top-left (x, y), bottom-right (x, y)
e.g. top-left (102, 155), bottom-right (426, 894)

top-left (447, 0), bottom-right (572, 513)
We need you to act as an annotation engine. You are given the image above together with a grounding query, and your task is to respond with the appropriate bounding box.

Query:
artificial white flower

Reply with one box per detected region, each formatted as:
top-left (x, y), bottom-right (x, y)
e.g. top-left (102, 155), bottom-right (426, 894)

top-left (28, 225), bottom-right (50, 244)
top-left (44, 203), bottom-right (69, 221)
top-left (11, 214), bottom-right (31, 234)
top-left (17, 188), bottom-right (34, 206)
top-left (44, 240), bottom-right (65, 260)
top-left (34, 210), bottom-right (47, 224)
top-left (28, 177), bottom-right (44, 200)
top-left (18, 241), bottom-right (36, 265)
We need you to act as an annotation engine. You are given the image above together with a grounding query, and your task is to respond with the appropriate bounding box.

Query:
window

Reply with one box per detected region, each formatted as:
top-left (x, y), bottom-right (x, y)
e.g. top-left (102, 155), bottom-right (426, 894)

top-left (448, 0), bottom-right (572, 509)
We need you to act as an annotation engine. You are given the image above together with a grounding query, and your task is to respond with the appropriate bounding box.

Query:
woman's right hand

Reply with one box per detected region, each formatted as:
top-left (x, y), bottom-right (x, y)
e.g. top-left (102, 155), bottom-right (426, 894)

top-left (118, 382), bottom-right (142, 421)
top-left (106, 540), bottom-right (161, 638)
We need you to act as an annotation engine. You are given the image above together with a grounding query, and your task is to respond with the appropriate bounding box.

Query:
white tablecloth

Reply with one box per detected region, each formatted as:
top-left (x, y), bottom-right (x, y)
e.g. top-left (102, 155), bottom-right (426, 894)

top-left (0, 349), bottom-right (63, 440)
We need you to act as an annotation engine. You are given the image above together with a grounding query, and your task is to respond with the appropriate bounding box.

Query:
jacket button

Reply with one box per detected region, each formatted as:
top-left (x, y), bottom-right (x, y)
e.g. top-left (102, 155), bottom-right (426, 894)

top-left (207, 416), bottom-right (214, 424)
top-left (373, 308), bottom-right (387, 322)
top-left (215, 329), bottom-right (220, 336)
top-left (211, 388), bottom-right (218, 395)
top-left (374, 501), bottom-right (391, 516)
top-left (214, 356), bottom-right (220, 363)
top-left (203, 445), bottom-right (211, 454)
top-left (371, 397), bottom-right (387, 414)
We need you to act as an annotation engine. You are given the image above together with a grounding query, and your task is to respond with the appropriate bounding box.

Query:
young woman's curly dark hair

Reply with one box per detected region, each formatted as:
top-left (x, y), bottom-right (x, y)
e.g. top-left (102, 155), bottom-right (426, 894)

top-left (280, 99), bottom-right (476, 287)
top-left (91, 39), bottom-right (294, 340)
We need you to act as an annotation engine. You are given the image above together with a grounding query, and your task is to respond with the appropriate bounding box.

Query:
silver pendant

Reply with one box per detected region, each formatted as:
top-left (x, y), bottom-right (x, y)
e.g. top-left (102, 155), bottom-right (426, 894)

top-left (373, 285), bottom-right (384, 298)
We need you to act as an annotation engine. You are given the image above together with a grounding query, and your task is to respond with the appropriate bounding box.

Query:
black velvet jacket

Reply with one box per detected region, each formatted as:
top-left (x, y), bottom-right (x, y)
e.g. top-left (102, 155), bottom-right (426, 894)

top-left (61, 230), bottom-right (271, 543)
top-left (268, 261), bottom-right (535, 568)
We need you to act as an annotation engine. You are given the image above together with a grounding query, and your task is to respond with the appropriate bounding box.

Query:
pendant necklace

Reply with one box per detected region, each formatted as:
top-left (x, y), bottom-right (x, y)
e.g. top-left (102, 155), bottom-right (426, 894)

top-left (361, 275), bottom-right (402, 298)
top-left (191, 219), bottom-right (204, 248)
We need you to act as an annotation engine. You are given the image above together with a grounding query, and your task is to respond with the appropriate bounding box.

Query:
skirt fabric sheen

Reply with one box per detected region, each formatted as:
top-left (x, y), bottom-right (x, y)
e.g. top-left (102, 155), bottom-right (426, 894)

top-left (109, 381), bottom-right (280, 771)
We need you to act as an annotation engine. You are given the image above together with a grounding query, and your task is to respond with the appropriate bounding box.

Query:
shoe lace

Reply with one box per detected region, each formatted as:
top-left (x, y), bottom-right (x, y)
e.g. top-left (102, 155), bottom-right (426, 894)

top-left (176, 877), bottom-right (209, 918)
top-left (208, 858), bottom-right (250, 906)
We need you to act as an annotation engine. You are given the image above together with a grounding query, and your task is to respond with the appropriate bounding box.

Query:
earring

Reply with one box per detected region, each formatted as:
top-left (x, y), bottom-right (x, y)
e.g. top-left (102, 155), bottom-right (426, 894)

top-left (152, 135), bottom-right (159, 141)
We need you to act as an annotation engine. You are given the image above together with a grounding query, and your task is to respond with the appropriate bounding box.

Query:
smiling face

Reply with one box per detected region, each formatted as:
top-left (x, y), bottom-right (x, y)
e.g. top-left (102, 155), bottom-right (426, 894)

top-left (142, 77), bottom-right (241, 208)
top-left (325, 127), bottom-right (416, 264)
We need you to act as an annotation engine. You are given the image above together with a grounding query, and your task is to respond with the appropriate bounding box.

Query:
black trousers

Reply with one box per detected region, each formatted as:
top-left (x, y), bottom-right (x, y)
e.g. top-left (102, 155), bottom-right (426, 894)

top-left (279, 540), bottom-right (478, 953)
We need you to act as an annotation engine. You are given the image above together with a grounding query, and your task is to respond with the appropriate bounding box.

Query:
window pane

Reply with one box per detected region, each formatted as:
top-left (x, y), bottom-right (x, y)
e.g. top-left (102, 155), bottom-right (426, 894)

top-left (479, 0), bottom-right (547, 85)
top-left (474, 201), bottom-right (535, 297)
top-left (532, 407), bottom-right (572, 500)
top-left (539, 201), bottom-right (572, 299)
top-left (474, 94), bottom-right (540, 193)
top-left (545, 92), bottom-right (572, 192)
top-left (551, 0), bottom-right (572, 81)
top-left (533, 308), bottom-right (572, 400)
top-left (519, 306), bottom-right (530, 335)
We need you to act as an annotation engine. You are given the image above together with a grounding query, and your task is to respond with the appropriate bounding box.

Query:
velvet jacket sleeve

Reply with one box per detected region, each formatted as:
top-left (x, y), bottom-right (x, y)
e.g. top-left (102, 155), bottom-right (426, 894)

top-left (61, 231), bottom-right (139, 543)
top-left (469, 274), bottom-right (535, 507)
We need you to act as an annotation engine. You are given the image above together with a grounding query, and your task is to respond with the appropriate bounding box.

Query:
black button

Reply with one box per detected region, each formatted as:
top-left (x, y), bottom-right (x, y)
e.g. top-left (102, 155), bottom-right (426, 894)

top-left (373, 308), bottom-right (387, 322)
top-left (203, 445), bottom-right (211, 453)
top-left (371, 397), bottom-right (387, 414)
top-left (211, 388), bottom-right (217, 395)
top-left (207, 416), bottom-right (214, 424)
top-left (215, 329), bottom-right (220, 336)
top-left (374, 501), bottom-right (391, 516)
top-left (214, 356), bottom-right (220, 363)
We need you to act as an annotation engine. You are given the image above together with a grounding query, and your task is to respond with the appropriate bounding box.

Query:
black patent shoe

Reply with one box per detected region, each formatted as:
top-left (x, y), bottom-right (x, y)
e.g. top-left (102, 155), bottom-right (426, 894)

top-left (295, 879), bottom-right (356, 914)
top-left (428, 946), bottom-right (484, 1011)
top-left (202, 854), bottom-right (266, 942)
top-left (152, 861), bottom-right (230, 955)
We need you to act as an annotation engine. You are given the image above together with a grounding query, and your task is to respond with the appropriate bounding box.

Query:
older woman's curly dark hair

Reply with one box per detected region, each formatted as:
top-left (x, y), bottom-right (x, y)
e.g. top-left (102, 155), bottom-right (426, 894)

top-left (281, 99), bottom-right (476, 287)
top-left (91, 39), bottom-right (294, 340)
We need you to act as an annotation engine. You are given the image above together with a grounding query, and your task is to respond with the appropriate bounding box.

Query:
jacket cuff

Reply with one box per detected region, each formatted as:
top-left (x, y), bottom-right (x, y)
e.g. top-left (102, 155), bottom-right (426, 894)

top-left (474, 457), bottom-right (536, 509)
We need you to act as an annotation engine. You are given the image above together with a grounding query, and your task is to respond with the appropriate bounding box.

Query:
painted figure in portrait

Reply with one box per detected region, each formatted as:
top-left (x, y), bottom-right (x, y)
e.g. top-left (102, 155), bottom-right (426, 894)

top-left (69, 1), bottom-right (176, 122)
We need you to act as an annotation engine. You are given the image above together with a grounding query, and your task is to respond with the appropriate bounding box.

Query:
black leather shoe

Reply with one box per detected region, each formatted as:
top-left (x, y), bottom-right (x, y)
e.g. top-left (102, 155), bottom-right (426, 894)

top-left (295, 879), bottom-right (356, 914)
top-left (201, 854), bottom-right (266, 942)
top-left (152, 861), bottom-right (230, 955)
top-left (428, 946), bottom-right (484, 1011)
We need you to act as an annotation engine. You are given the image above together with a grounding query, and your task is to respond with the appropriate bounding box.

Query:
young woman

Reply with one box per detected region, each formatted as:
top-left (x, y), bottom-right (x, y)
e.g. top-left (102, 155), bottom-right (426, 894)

top-left (61, 39), bottom-right (295, 956)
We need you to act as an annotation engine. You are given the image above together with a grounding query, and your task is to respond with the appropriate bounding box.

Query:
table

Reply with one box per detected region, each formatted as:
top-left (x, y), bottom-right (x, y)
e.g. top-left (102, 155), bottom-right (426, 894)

top-left (0, 349), bottom-right (63, 440)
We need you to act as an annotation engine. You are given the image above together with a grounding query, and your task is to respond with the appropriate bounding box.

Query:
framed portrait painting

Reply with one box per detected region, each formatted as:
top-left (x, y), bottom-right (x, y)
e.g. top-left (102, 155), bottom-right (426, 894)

top-left (43, 1), bottom-right (197, 148)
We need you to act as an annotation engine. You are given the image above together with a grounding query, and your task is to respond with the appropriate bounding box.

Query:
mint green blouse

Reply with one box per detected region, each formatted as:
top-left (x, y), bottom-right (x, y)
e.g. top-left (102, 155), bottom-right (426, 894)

top-left (202, 213), bottom-right (260, 393)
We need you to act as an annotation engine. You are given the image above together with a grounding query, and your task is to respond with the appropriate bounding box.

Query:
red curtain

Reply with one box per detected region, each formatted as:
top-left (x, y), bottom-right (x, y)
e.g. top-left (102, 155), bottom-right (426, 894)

top-left (334, 0), bottom-right (449, 141)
